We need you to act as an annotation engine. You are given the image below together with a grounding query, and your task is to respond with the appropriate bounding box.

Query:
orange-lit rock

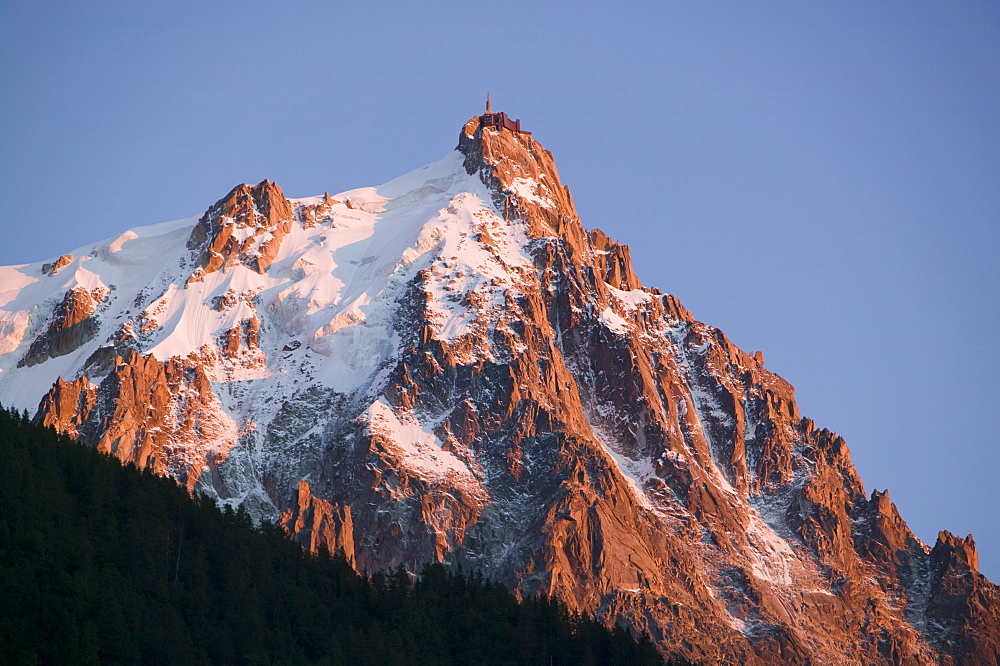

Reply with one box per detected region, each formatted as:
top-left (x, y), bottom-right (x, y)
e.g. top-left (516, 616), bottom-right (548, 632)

top-left (280, 480), bottom-right (355, 564)
top-left (186, 179), bottom-right (294, 282)
top-left (38, 349), bottom-right (237, 489)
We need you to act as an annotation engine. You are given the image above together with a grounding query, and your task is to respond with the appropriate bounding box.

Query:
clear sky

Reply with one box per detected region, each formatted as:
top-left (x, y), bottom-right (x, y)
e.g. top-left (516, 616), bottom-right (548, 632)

top-left (2, 1), bottom-right (998, 579)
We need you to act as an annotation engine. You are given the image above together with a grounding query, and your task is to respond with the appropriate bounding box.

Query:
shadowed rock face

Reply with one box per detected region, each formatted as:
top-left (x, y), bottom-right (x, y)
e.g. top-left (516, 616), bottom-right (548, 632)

top-left (925, 532), bottom-right (1000, 665)
top-left (19, 286), bottom-right (107, 367)
top-left (20, 115), bottom-right (998, 664)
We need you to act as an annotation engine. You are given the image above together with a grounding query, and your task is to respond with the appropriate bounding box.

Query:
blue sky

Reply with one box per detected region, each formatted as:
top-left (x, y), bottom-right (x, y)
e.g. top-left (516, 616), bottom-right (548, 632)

top-left (2, 1), bottom-right (998, 579)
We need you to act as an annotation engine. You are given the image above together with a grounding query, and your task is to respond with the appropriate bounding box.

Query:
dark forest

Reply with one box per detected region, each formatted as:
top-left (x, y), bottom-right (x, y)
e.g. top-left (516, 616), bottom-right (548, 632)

top-left (0, 406), bottom-right (692, 665)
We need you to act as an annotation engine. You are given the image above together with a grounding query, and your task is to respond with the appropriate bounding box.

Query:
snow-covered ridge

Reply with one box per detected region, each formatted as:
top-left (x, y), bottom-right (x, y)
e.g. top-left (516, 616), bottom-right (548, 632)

top-left (0, 150), bottom-right (520, 409)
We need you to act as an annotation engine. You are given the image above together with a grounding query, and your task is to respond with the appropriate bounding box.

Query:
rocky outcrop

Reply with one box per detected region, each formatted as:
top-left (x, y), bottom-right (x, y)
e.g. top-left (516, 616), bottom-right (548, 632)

top-left (41, 254), bottom-right (73, 276)
top-left (11, 111), bottom-right (998, 664)
top-left (219, 315), bottom-right (261, 360)
top-left (280, 480), bottom-right (355, 563)
top-left (18, 286), bottom-right (107, 367)
top-left (925, 532), bottom-right (1000, 665)
top-left (35, 376), bottom-right (96, 438)
top-left (296, 193), bottom-right (342, 228)
top-left (588, 229), bottom-right (641, 291)
top-left (38, 349), bottom-right (238, 488)
top-left (186, 179), bottom-right (294, 281)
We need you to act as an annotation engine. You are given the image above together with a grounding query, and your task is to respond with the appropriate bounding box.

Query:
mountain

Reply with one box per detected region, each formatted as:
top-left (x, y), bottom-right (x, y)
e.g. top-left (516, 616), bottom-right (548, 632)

top-left (1, 108), bottom-right (997, 664)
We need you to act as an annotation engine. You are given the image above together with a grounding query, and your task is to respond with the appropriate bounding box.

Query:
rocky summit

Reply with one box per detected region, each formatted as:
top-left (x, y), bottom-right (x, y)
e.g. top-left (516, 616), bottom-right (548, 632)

top-left (1, 109), bottom-right (997, 664)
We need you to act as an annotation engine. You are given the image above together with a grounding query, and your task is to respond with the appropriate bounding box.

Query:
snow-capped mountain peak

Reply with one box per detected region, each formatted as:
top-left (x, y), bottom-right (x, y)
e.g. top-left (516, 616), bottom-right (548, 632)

top-left (1, 110), bottom-right (996, 664)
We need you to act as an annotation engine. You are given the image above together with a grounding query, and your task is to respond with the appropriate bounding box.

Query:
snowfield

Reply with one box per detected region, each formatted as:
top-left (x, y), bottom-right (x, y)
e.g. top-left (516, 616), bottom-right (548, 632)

top-left (0, 151), bottom-right (529, 408)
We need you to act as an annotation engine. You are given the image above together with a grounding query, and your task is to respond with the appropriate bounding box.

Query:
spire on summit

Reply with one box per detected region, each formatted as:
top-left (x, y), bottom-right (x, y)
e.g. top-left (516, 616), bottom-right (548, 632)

top-left (479, 98), bottom-right (530, 135)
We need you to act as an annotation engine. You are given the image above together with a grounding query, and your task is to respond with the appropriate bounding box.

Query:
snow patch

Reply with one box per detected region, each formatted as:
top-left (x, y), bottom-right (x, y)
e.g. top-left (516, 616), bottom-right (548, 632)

top-left (745, 510), bottom-right (800, 586)
top-left (606, 284), bottom-right (652, 309)
top-left (599, 307), bottom-right (630, 335)
top-left (508, 177), bottom-right (555, 208)
top-left (361, 399), bottom-right (478, 487)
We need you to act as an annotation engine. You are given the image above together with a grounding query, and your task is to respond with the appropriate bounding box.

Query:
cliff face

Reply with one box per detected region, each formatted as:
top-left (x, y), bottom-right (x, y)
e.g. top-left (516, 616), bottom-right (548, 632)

top-left (1, 112), bottom-right (996, 664)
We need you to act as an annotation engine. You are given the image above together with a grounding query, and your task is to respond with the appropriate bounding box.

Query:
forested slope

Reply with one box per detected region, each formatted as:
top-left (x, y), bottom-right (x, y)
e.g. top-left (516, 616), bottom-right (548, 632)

top-left (0, 406), bottom-right (673, 665)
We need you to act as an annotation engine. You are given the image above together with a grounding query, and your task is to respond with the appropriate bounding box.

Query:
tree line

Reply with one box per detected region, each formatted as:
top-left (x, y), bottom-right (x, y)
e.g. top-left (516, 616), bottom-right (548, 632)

top-left (0, 406), bottom-right (695, 664)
